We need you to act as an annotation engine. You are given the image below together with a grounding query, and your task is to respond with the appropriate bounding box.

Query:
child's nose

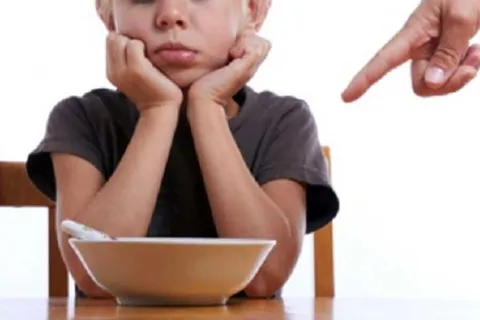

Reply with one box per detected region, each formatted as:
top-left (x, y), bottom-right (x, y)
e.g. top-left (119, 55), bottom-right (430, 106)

top-left (155, 0), bottom-right (188, 30)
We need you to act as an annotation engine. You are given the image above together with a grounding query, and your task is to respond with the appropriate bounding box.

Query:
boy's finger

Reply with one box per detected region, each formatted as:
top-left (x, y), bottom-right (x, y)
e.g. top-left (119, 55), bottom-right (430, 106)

top-left (107, 33), bottom-right (128, 72)
top-left (106, 34), bottom-right (119, 80)
top-left (242, 40), bottom-right (269, 77)
top-left (125, 39), bottom-right (146, 71)
top-left (223, 50), bottom-right (259, 93)
top-left (223, 37), bottom-right (269, 95)
top-left (230, 30), bottom-right (255, 58)
top-left (230, 41), bottom-right (245, 59)
top-left (341, 25), bottom-right (420, 103)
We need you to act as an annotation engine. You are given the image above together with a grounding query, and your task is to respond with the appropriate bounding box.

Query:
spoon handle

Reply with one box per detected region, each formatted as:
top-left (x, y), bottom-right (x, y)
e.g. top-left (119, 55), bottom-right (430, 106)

top-left (60, 219), bottom-right (112, 241)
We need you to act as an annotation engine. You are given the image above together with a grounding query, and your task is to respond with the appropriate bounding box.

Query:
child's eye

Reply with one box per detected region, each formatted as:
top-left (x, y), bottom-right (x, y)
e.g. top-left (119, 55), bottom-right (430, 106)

top-left (128, 0), bottom-right (209, 6)
top-left (129, 0), bottom-right (209, 5)
top-left (130, 0), bottom-right (154, 4)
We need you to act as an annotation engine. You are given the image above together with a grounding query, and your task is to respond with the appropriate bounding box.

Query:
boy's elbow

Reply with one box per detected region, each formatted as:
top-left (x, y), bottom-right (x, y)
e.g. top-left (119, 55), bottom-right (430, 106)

top-left (243, 248), bottom-right (299, 299)
top-left (60, 243), bottom-right (112, 299)
top-left (243, 273), bottom-right (283, 299)
top-left (76, 276), bottom-right (112, 299)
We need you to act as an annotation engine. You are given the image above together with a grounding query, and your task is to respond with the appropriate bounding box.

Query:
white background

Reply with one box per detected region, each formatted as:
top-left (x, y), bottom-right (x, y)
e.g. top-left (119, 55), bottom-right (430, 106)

top-left (1, 0), bottom-right (480, 300)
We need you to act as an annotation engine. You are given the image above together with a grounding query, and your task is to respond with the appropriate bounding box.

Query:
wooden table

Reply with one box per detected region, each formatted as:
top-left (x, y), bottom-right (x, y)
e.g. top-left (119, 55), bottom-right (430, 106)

top-left (3, 297), bottom-right (480, 319)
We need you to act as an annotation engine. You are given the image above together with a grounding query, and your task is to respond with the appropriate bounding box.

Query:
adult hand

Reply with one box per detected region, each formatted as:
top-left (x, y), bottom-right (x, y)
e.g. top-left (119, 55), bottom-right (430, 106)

top-left (342, 0), bottom-right (480, 102)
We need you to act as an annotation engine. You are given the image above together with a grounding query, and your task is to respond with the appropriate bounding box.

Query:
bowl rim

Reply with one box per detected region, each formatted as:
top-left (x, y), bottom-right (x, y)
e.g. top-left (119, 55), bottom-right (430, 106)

top-left (68, 237), bottom-right (276, 246)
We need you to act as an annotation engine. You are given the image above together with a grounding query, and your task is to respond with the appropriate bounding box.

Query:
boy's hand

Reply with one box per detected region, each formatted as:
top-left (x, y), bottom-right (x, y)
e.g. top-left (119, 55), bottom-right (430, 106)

top-left (188, 29), bottom-right (271, 107)
top-left (106, 33), bottom-right (183, 112)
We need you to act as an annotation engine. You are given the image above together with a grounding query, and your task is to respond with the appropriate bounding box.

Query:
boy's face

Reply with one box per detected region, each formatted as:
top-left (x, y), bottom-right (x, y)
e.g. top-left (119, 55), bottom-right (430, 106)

top-left (107, 0), bottom-right (254, 88)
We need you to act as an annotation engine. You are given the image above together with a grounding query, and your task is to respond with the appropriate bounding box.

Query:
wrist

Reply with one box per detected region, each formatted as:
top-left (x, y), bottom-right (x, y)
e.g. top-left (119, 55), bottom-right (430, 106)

top-left (138, 105), bottom-right (180, 127)
top-left (140, 104), bottom-right (179, 118)
top-left (186, 98), bottom-right (225, 120)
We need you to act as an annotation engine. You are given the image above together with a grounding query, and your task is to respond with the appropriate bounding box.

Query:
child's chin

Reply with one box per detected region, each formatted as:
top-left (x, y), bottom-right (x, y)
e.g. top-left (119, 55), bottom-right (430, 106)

top-left (166, 71), bottom-right (207, 90)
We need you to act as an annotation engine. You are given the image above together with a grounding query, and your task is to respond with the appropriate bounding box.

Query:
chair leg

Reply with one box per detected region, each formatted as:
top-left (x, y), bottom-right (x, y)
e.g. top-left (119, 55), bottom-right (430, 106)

top-left (48, 207), bottom-right (68, 297)
top-left (314, 223), bottom-right (335, 297)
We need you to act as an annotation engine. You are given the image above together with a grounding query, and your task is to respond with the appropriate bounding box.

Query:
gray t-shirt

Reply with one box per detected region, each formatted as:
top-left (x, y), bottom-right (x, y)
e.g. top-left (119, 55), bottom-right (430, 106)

top-left (26, 86), bottom-right (339, 296)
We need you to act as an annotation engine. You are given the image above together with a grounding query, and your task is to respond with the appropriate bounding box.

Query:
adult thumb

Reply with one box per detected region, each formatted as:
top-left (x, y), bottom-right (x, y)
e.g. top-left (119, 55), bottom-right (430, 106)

top-left (425, 10), bottom-right (476, 88)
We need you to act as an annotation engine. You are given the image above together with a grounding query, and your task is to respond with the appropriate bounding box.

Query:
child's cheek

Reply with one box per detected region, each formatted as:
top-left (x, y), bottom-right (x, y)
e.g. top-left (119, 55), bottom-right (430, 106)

top-left (114, 15), bottom-right (150, 43)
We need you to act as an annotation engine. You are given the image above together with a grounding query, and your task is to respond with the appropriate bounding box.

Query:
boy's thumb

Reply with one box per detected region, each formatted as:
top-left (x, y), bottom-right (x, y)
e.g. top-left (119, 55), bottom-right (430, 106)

top-left (424, 12), bottom-right (474, 88)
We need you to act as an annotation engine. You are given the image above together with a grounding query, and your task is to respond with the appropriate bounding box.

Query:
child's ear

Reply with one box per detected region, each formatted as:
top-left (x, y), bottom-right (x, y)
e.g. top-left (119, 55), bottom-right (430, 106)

top-left (246, 0), bottom-right (271, 31)
top-left (96, 0), bottom-right (116, 31)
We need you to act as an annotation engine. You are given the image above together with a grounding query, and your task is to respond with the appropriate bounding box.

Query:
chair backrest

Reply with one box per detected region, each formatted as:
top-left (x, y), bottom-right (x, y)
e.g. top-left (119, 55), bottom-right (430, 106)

top-left (314, 147), bottom-right (335, 297)
top-left (0, 162), bottom-right (68, 297)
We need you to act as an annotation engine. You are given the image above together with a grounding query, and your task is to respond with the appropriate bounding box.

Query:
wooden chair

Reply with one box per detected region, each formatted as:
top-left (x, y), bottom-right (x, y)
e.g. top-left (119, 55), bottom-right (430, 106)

top-left (313, 147), bottom-right (335, 297)
top-left (0, 162), bottom-right (68, 297)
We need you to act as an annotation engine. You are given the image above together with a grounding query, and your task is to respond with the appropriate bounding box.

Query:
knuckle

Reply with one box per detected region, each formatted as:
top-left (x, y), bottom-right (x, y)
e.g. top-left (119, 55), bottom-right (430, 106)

top-left (126, 40), bottom-right (137, 52)
top-left (435, 46), bottom-right (461, 66)
top-left (128, 39), bottom-right (143, 51)
top-left (107, 33), bottom-right (121, 47)
top-left (447, 7), bottom-right (476, 27)
top-left (253, 47), bottom-right (263, 58)
top-left (250, 42), bottom-right (265, 57)
top-left (106, 33), bottom-right (115, 43)
top-left (265, 39), bottom-right (272, 50)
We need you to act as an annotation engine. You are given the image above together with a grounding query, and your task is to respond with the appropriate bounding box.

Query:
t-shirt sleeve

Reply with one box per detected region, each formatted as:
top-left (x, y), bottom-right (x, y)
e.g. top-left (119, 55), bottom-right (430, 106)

top-left (26, 96), bottom-right (104, 201)
top-left (256, 100), bottom-right (340, 234)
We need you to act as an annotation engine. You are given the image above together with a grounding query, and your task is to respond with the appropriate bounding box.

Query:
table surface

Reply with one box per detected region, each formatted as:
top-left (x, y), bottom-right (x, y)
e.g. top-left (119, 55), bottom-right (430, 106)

top-left (3, 296), bottom-right (480, 320)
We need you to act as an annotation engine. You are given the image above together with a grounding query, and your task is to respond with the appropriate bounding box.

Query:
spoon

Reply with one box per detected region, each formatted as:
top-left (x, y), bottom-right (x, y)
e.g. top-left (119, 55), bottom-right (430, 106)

top-left (60, 219), bottom-right (114, 241)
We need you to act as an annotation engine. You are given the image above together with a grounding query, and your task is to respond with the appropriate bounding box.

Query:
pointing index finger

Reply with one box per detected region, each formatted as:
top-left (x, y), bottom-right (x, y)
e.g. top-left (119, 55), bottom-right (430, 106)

top-left (341, 22), bottom-right (422, 103)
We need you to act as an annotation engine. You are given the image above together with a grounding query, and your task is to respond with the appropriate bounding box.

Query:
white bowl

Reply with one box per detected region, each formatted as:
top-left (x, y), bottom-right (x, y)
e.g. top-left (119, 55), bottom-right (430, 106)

top-left (69, 237), bottom-right (276, 306)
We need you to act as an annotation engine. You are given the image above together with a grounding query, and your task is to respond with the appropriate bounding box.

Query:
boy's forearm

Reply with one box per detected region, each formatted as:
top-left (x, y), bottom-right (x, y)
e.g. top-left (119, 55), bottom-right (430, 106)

top-left (187, 102), bottom-right (294, 296)
top-left (187, 104), bottom-right (290, 237)
top-left (74, 106), bottom-right (179, 237)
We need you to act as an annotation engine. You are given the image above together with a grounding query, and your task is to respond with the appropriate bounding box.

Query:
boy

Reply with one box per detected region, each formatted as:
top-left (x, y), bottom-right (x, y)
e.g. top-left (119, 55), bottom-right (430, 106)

top-left (26, 0), bottom-right (339, 299)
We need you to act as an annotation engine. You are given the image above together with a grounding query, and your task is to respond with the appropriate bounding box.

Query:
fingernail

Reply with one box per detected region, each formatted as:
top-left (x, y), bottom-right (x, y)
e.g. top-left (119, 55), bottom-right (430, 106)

top-left (425, 67), bottom-right (445, 84)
